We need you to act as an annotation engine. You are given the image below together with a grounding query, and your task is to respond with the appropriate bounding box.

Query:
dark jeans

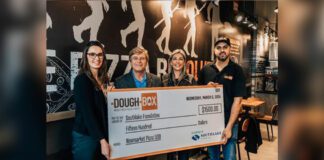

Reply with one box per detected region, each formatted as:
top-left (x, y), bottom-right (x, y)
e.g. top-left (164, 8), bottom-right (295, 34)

top-left (72, 131), bottom-right (103, 160)
top-left (207, 124), bottom-right (239, 160)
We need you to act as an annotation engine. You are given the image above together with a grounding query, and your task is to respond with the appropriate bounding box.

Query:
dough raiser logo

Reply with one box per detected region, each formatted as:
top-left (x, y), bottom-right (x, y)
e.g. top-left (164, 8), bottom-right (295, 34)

top-left (111, 92), bottom-right (158, 111)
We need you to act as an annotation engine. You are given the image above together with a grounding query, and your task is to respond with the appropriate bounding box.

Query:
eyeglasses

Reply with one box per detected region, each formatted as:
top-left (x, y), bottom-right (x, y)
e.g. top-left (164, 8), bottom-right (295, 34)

top-left (131, 57), bottom-right (146, 61)
top-left (87, 52), bottom-right (104, 59)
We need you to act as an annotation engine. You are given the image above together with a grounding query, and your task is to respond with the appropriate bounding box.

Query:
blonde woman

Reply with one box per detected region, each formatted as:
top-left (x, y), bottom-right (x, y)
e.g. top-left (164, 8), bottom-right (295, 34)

top-left (162, 49), bottom-right (196, 87)
top-left (162, 49), bottom-right (197, 160)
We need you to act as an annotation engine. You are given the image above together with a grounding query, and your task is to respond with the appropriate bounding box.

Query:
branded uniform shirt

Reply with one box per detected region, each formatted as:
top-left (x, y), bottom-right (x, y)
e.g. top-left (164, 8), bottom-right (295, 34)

top-left (198, 61), bottom-right (246, 125)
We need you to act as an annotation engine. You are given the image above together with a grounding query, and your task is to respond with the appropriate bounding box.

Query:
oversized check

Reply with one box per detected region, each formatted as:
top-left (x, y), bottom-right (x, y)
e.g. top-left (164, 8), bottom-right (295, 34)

top-left (107, 86), bottom-right (225, 159)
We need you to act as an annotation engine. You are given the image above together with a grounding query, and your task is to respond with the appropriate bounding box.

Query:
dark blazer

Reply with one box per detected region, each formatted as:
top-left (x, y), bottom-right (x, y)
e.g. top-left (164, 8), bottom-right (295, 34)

top-left (73, 73), bottom-right (107, 141)
top-left (114, 71), bottom-right (162, 89)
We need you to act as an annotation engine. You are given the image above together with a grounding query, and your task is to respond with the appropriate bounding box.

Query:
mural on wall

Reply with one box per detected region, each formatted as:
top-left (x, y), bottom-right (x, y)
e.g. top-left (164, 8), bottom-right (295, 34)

top-left (73, 0), bottom-right (109, 43)
top-left (46, 0), bottom-right (233, 114)
top-left (207, 0), bottom-right (222, 61)
top-left (120, 0), bottom-right (145, 48)
top-left (183, 0), bottom-right (200, 58)
top-left (46, 50), bottom-right (75, 113)
top-left (155, 0), bottom-right (176, 55)
top-left (46, 12), bottom-right (52, 29)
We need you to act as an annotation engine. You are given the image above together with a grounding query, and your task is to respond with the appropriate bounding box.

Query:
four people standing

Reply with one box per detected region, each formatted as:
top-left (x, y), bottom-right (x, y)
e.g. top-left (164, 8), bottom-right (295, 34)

top-left (73, 37), bottom-right (246, 160)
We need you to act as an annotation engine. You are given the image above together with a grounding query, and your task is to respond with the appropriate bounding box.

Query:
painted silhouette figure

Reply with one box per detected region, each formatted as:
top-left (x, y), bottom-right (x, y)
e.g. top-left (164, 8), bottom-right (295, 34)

top-left (120, 0), bottom-right (145, 48)
top-left (206, 0), bottom-right (221, 23)
top-left (155, 1), bottom-right (177, 55)
top-left (207, 0), bottom-right (222, 60)
top-left (73, 0), bottom-right (109, 43)
top-left (46, 12), bottom-right (52, 30)
top-left (183, 0), bottom-right (199, 58)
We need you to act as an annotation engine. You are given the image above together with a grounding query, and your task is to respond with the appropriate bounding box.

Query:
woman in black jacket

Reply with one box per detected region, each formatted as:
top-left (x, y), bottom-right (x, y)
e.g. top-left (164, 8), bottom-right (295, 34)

top-left (162, 49), bottom-right (197, 160)
top-left (72, 41), bottom-right (111, 160)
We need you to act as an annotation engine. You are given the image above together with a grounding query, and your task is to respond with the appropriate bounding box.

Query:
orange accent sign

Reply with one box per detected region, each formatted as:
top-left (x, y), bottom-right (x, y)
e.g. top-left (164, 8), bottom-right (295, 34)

top-left (141, 93), bottom-right (158, 110)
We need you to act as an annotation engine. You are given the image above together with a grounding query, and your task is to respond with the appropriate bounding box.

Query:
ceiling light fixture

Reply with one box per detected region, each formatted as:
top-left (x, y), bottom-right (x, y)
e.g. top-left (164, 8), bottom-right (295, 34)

top-left (242, 17), bottom-right (248, 24)
top-left (235, 13), bottom-right (244, 23)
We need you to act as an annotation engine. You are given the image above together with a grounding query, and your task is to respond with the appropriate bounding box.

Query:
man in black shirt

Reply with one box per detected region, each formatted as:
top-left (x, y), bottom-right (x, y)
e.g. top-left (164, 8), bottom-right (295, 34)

top-left (198, 37), bottom-right (246, 160)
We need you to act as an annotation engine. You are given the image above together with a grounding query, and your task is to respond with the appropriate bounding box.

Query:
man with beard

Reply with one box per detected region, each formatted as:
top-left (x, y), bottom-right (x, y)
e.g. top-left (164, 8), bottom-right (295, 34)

top-left (198, 37), bottom-right (246, 160)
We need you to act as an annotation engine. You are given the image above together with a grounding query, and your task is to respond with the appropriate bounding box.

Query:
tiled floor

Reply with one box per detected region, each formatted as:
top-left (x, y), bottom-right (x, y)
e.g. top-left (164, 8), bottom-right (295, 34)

top-left (149, 123), bottom-right (278, 160)
top-left (237, 123), bottom-right (278, 160)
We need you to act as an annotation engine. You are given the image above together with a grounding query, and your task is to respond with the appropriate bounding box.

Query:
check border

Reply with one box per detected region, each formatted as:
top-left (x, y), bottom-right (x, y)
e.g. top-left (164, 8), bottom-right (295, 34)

top-left (109, 85), bottom-right (223, 92)
top-left (109, 85), bottom-right (225, 159)
top-left (112, 141), bottom-right (225, 160)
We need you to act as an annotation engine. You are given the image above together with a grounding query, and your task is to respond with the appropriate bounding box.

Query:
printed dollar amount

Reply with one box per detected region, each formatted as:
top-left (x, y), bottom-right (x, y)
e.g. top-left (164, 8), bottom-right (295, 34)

top-left (198, 104), bottom-right (222, 115)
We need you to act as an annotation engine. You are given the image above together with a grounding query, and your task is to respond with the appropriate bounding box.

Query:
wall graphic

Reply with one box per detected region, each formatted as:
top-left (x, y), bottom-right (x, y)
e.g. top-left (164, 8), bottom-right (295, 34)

top-left (73, 0), bottom-right (110, 43)
top-left (155, 0), bottom-right (175, 55)
top-left (120, 0), bottom-right (145, 48)
top-left (46, 0), bottom-right (227, 115)
top-left (207, 0), bottom-right (222, 61)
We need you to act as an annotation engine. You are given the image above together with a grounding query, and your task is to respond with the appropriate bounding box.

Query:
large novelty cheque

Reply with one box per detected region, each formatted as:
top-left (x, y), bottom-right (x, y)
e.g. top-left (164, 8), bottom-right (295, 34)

top-left (107, 86), bottom-right (225, 159)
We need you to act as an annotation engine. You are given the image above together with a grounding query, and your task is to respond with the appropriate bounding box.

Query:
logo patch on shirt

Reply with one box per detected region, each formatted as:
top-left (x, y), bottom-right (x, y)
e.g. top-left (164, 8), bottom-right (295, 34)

top-left (224, 75), bottom-right (233, 80)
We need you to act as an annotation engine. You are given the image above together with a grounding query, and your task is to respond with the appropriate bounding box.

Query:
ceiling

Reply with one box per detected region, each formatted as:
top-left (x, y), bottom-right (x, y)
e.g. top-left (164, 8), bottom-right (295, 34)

top-left (255, 1), bottom-right (278, 31)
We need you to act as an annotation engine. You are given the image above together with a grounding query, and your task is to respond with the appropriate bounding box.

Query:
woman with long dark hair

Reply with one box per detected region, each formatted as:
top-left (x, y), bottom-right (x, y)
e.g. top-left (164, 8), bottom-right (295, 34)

top-left (72, 41), bottom-right (111, 160)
